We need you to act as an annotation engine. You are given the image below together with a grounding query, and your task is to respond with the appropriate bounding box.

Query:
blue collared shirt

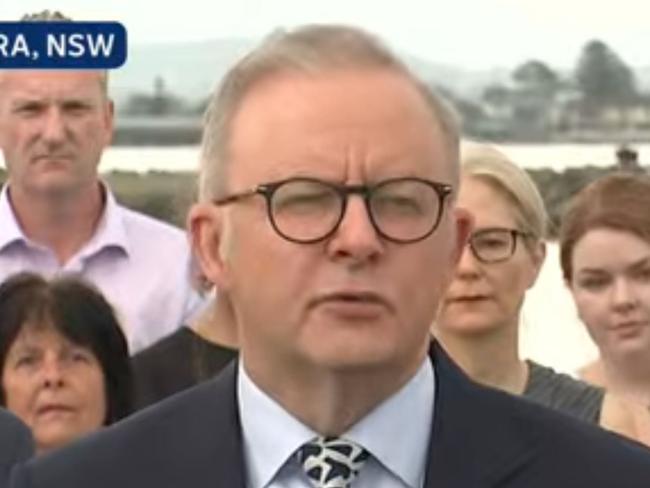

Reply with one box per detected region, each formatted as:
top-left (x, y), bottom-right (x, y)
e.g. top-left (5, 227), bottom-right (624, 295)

top-left (0, 183), bottom-right (205, 352)
top-left (238, 357), bottom-right (435, 488)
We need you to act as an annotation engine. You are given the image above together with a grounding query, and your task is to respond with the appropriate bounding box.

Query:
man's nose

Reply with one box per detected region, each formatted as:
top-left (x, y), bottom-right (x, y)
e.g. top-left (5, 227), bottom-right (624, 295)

top-left (41, 107), bottom-right (66, 144)
top-left (326, 196), bottom-right (383, 264)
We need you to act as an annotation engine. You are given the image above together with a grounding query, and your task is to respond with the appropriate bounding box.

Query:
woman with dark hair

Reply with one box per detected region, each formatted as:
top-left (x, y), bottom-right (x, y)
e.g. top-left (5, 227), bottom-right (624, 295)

top-left (0, 272), bottom-right (132, 454)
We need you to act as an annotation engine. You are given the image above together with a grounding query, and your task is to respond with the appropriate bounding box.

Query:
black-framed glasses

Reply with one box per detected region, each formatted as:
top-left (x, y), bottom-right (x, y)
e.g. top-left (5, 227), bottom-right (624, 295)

top-left (213, 176), bottom-right (453, 244)
top-left (468, 227), bottom-right (532, 263)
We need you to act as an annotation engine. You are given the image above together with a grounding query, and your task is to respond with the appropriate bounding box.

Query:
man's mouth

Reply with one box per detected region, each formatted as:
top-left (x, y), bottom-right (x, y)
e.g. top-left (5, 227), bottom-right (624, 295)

top-left (310, 291), bottom-right (391, 317)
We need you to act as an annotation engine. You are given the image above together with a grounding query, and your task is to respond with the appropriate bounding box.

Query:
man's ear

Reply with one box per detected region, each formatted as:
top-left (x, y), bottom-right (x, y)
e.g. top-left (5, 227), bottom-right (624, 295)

top-left (102, 98), bottom-right (115, 146)
top-left (188, 202), bottom-right (231, 290)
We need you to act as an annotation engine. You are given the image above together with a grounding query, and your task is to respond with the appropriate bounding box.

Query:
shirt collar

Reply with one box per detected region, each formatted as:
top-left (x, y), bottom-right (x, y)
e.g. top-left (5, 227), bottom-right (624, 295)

top-left (80, 183), bottom-right (131, 258)
top-left (345, 358), bottom-right (434, 488)
top-left (238, 357), bottom-right (434, 488)
top-left (238, 363), bottom-right (316, 488)
top-left (0, 182), bottom-right (131, 257)
top-left (0, 184), bottom-right (27, 251)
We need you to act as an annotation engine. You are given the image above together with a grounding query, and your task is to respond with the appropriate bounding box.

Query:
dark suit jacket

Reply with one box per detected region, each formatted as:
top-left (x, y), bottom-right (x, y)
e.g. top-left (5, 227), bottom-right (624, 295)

top-left (11, 343), bottom-right (650, 487)
top-left (0, 409), bottom-right (33, 488)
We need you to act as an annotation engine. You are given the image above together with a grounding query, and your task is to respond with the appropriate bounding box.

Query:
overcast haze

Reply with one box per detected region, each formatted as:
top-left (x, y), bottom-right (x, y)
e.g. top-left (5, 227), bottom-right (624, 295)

top-left (1, 0), bottom-right (650, 70)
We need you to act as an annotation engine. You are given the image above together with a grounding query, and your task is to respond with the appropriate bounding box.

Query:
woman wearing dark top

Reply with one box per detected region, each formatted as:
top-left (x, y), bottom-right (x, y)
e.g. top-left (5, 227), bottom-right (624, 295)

top-left (132, 293), bottom-right (238, 410)
top-left (434, 143), bottom-right (605, 422)
top-left (524, 361), bottom-right (603, 421)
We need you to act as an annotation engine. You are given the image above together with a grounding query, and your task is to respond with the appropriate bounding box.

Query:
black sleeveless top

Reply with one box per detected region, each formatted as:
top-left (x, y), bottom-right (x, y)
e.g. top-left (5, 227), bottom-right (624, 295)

top-left (523, 360), bottom-right (604, 423)
top-left (131, 326), bottom-right (238, 410)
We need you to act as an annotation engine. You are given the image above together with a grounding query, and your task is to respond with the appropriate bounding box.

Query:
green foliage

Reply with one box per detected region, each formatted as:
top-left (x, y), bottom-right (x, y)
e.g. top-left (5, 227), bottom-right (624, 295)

top-left (104, 170), bottom-right (197, 228)
top-left (122, 76), bottom-right (191, 116)
top-left (575, 40), bottom-right (637, 112)
top-left (482, 84), bottom-right (510, 106)
top-left (513, 60), bottom-right (559, 92)
top-left (527, 165), bottom-right (613, 237)
top-left (434, 84), bottom-right (487, 138)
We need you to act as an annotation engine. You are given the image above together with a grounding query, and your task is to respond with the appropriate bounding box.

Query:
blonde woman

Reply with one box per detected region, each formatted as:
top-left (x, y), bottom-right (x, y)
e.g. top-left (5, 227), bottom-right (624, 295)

top-left (435, 143), bottom-right (605, 422)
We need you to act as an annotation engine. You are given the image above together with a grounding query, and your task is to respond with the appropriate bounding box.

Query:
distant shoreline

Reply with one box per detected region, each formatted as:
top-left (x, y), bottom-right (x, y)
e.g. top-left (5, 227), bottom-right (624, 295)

top-left (110, 125), bottom-right (650, 148)
top-left (89, 142), bottom-right (647, 173)
top-left (0, 144), bottom-right (641, 236)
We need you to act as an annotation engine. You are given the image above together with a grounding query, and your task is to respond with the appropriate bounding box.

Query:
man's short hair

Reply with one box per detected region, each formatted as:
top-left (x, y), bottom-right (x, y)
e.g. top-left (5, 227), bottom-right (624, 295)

top-left (198, 24), bottom-right (460, 202)
top-left (18, 9), bottom-right (109, 95)
top-left (21, 9), bottom-right (69, 21)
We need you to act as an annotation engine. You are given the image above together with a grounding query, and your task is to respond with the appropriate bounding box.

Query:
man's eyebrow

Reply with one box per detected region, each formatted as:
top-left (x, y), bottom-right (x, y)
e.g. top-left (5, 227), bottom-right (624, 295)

top-left (61, 99), bottom-right (93, 107)
top-left (10, 95), bottom-right (95, 107)
top-left (7, 93), bottom-right (49, 105)
top-left (10, 96), bottom-right (42, 104)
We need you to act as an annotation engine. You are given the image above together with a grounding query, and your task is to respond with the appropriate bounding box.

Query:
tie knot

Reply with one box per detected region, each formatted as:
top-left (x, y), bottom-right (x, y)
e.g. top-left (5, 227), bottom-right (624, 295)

top-left (298, 436), bottom-right (370, 488)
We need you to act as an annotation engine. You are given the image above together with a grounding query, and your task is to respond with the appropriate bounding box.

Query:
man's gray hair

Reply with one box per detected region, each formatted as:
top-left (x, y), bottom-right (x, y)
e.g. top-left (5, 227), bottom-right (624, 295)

top-left (19, 10), bottom-right (109, 94)
top-left (198, 24), bottom-right (460, 201)
top-left (21, 9), bottom-right (69, 21)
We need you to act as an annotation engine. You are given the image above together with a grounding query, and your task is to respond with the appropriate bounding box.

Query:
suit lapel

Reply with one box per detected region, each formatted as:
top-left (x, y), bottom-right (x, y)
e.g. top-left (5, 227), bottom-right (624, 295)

top-left (194, 361), bottom-right (247, 488)
top-left (424, 342), bottom-right (538, 488)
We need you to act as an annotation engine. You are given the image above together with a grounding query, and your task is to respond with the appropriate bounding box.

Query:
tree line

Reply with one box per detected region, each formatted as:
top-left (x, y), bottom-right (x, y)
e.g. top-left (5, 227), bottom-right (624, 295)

top-left (460, 39), bottom-right (644, 140)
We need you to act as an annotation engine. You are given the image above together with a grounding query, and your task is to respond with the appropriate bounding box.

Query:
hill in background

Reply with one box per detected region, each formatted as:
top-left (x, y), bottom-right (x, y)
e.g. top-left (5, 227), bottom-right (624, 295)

top-left (111, 38), bottom-right (513, 108)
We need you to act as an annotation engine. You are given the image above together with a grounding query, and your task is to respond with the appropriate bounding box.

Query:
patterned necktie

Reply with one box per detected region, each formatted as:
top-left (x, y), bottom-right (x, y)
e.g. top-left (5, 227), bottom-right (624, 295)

top-left (298, 436), bottom-right (370, 488)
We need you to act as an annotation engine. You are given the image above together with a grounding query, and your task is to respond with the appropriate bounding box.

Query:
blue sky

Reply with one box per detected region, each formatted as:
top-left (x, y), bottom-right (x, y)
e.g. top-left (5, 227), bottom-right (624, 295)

top-left (1, 0), bottom-right (649, 69)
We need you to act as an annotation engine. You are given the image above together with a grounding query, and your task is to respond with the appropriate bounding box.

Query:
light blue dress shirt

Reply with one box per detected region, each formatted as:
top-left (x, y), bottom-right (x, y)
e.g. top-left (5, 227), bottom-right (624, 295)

top-left (0, 183), bottom-right (205, 352)
top-left (238, 357), bottom-right (435, 488)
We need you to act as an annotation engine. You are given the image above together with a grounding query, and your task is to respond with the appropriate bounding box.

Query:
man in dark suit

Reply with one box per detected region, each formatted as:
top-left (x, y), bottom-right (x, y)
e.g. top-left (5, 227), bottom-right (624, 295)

top-left (11, 24), bottom-right (650, 488)
top-left (0, 408), bottom-right (33, 488)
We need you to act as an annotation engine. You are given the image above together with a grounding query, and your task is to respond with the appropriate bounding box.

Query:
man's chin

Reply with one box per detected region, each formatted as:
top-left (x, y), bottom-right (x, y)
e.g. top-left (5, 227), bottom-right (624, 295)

top-left (26, 179), bottom-right (86, 200)
top-left (306, 342), bottom-right (401, 372)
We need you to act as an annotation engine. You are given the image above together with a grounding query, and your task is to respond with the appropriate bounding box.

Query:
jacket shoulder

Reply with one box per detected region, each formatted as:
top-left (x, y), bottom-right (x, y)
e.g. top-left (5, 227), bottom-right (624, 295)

top-left (478, 380), bottom-right (650, 485)
top-left (430, 344), bottom-right (650, 487)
